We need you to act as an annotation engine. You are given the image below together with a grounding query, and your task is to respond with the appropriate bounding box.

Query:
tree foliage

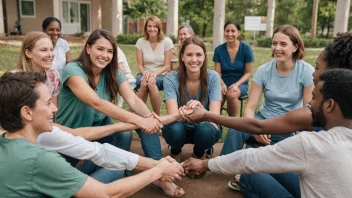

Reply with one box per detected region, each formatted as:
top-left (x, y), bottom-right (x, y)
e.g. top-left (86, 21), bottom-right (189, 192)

top-left (179, 0), bottom-right (214, 37)
top-left (123, 0), bottom-right (167, 20)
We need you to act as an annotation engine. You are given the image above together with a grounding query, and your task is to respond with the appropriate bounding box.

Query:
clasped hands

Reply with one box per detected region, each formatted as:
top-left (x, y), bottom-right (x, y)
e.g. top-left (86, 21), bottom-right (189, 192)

top-left (157, 156), bottom-right (209, 181)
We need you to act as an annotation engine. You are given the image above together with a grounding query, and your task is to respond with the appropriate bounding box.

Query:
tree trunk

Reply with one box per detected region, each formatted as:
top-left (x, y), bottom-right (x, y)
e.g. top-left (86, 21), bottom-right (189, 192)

top-left (166, 0), bottom-right (178, 37)
top-left (333, 0), bottom-right (351, 37)
top-left (311, 0), bottom-right (319, 39)
top-left (265, 0), bottom-right (275, 38)
top-left (202, 23), bottom-right (207, 38)
top-left (212, 0), bottom-right (225, 49)
top-left (327, 17), bottom-right (332, 38)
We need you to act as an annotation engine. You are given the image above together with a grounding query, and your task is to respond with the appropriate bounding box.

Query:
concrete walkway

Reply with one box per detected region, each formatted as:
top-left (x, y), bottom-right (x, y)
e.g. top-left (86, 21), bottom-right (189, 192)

top-left (130, 134), bottom-right (243, 198)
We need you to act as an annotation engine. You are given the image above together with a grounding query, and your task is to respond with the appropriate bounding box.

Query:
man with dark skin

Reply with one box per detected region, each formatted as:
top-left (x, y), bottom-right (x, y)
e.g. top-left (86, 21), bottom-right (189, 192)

top-left (183, 69), bottom-right (352, 197)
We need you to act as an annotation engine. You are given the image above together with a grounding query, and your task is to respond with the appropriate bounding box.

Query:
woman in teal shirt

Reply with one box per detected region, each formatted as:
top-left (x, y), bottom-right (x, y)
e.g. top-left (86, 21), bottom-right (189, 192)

top-left (55, 29), bottom-right (184, 195)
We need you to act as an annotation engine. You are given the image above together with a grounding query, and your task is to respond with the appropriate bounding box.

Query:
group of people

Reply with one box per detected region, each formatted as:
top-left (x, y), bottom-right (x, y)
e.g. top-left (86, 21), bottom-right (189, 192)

top-left (1, 14), bottom-right (352, 198)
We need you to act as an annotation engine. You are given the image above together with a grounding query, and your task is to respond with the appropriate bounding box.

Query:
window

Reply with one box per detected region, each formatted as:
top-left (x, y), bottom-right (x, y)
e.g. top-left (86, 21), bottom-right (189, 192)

top-left (20, 0), bottom-right (35, 17)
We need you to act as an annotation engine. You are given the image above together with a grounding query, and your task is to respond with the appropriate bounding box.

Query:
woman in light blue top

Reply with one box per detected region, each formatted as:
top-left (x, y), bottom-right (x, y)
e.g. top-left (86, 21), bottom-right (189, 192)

top-left (222, 25), bottom-right (314, 197)
top-left (213, 21), bottom-right (254, 116)
top-left (162, 37), bottom-right (222, 178)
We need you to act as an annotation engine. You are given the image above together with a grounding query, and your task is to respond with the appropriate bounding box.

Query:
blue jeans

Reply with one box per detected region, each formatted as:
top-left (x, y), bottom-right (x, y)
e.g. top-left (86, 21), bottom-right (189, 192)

top-left (239, 173), bottom-right (300, 198)
top-left (221, 112), bottom-right (293, 155)
top-left (77, 160), bottom-right (125, 183)
top-left (136, 129), bottom-right (163, 160)
top-left (162, 121), bottom-right (222, 158)
top-left (135, 73), bottom-right (165, 90)
top-left (221, 112), bottom-right (299, 198)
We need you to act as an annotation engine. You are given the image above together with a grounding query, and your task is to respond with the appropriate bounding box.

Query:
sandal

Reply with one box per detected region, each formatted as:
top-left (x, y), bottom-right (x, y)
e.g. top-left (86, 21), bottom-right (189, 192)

top-left (150, 183), bottom-right (185, 197)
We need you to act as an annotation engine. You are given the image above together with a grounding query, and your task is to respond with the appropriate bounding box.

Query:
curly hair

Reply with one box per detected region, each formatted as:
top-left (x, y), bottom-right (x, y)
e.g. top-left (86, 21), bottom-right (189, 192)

top-left (319, 69), bottom-right (352, 118)
top-left (323, 32), bottom-right (352, 69)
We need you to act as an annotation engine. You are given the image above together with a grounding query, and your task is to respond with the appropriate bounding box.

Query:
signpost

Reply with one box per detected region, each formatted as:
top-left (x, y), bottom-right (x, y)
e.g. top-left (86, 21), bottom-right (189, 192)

top-left (244, 16), bottom-right (267, 39)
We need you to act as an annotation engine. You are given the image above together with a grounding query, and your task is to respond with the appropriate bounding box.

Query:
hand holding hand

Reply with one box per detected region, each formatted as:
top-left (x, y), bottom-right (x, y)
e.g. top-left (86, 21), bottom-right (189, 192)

top-left (185, 107), bottom-right (207, 124)
top-left (253, 134), bottom-right (271, 145)
top-left (228, 84), bottom-right (239, 94)
top-left (139, 117), bottom-right (163, 134)
top-left (156, 157), bottom-right (184, 182)
top-left (183, 157), bottom-right (208, 174)
top-left (186, 100), bottom-right (204, 109)
top-left (178, 105), bottom-right (193, 121)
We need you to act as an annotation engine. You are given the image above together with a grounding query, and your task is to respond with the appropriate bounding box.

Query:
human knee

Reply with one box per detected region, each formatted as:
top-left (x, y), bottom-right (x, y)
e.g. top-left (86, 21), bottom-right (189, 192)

top-left (226, 91), bottom-right (241, 101)
top-left (162, 121), bottom-right (186, 141)
top-left (196, 122), bottom-right (221, 141)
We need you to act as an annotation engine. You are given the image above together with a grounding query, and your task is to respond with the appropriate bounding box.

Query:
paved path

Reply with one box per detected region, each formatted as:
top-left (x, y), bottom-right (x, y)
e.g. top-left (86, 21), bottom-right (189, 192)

top-left (130, 134), bottom-right (243, 198)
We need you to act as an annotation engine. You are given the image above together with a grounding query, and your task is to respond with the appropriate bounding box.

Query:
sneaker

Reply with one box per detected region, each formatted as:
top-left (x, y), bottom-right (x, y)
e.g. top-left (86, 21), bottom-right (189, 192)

top-left (228, 174), bottom-right (241, 191)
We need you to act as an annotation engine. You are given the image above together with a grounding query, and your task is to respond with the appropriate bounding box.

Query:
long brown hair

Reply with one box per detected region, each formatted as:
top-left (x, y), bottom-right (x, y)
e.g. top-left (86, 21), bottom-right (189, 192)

top-left (144, 16), bottom-right (165, 42)
top-left (76, 29), bottom-right (119, 100)
top-left (178, 36), bottom-right (208, 105)
top-left (16, 31), bottom-right (50, 72)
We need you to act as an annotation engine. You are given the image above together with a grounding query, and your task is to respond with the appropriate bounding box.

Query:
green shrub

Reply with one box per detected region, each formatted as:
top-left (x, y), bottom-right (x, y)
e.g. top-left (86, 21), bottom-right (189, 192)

top-left (169, 35), bottom-right (177, 44)
top-left (116, 33), bottom-right (178, 44)
top-left (257, 38), bottom-right (272, 48)
top-left (116, 33), bottom-right (144, 44)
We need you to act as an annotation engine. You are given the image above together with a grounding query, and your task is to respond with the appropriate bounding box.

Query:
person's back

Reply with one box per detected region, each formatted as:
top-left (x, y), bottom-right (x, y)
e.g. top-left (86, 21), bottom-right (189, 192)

top-left (0, 133), bottom-right (87, 197)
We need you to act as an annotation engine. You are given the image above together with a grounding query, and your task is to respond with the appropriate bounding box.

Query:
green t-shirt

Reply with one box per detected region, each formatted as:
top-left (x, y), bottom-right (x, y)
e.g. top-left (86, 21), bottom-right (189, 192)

top-left (0, 135), bottom-right (88, 197)
top-left (56, 61), bottom-right (127, 128)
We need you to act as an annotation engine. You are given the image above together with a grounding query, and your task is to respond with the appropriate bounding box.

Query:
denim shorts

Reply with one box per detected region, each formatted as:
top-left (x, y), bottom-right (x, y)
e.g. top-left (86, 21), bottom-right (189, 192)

top-left (135, 73), bottom-right (164, 90)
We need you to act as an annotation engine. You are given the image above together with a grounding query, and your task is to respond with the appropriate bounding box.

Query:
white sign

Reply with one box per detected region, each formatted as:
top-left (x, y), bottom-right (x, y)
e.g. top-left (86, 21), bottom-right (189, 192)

top-left (244, 16), bottom-right (267, 31)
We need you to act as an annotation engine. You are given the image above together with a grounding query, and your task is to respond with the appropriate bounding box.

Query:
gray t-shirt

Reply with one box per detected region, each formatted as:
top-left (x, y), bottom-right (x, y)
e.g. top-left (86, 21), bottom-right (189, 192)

top-left (163, 70), bottom-right (222, 109)
top-left (253, 59), bottom-right (314, 119)
top-left (208, 126), bottom-right (352, 198)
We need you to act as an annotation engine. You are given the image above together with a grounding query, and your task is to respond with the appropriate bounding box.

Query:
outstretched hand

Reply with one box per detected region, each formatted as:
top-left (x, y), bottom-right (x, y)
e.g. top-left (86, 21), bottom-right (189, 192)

top-left (183, 157), bottom-right (209, 175)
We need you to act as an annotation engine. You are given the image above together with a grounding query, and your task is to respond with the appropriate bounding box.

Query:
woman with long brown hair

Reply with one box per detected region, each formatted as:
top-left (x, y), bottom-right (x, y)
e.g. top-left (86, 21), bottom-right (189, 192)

top-left (162, 37), bottom-right (222, 178)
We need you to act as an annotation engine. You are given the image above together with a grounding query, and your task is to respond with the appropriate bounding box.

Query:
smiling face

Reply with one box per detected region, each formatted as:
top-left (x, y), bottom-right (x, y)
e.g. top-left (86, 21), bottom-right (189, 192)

top-left (181, 44), bottom-right (205, 74)
top-left (30, 83), bottom-right (58, 133)
top-left (44, 21), bottom-right (61, 43)
top-left (178, 27), bottom-right (192, 44)
top-left (309, 81), bottom-right (327, 128)
top-left (224, 24), bottom-right (240, 43)
top-left (146, 20), bottom-right (159, 38)
top-left (271, 32), bottom-right (298, 63)
top-left (25, 37), bottom-right (54, 72)
top-left (86, 37), bottom-right (113, 70)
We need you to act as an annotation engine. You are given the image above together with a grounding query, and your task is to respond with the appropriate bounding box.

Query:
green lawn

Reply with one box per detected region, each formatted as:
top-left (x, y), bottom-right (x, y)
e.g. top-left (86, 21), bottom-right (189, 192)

top-left (0, 44), bottom-right (321, 141)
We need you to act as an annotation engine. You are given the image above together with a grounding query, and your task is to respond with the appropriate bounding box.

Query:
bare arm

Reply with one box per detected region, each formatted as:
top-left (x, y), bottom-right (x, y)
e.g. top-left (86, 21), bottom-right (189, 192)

top-left (153, 48), bottom-right (173, 76)
top-left (54, 123), bottom-right (137, 141)
top-left (243, 82), bottom-right (263, 118)
top-left (66, 51), bottom-right (72, 63)
top-left (118, 80), bottom-right (152, 117)
top-left (74, 158), bottom-right (183, 198)
top-left (118, 62), bottom-right (127, 74)
top-left (202, 107), bottom-right (315, 134)
top-left (65, 76), bottom-right (161, 133)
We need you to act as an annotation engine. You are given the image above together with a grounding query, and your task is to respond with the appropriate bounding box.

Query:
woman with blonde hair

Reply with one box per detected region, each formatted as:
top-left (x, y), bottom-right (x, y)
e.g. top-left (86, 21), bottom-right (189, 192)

top-left (135, 15), bottom-right (174, 115)
top-left (177, 24), bottom-right (194, 52)
top-left (15, 31), bottom-right (60, 106)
